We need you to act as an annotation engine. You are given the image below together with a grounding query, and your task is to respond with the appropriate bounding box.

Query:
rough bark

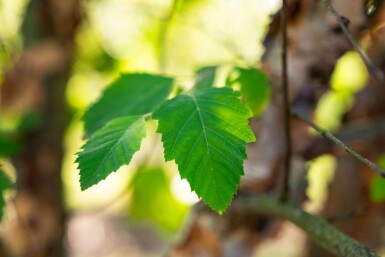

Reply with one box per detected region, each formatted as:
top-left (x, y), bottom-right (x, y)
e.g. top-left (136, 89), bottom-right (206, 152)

top-left (0, 0), bottom-right (81, 256)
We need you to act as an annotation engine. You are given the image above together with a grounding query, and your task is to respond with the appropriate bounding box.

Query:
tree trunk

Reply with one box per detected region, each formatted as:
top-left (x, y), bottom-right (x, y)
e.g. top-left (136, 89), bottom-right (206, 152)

top-left (1, 0), bottom-right (81, 256)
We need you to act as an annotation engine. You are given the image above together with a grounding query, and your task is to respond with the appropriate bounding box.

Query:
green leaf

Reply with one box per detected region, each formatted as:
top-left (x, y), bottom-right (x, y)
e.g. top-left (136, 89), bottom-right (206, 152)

top-left (0, 131), bottom-right (21, 157)
top-left (153, 87), bottom-right (255, 212)
top-left (370, 175), bottom-right (385, 203)
top-left (0, 169), bottom-right (12, 220)
top-left (370, 155), bottom-right (385, 203)
top-left (84, 73), bottom-right (173, 137)
top-left (17, 111), bottom-right (42, 133)
top-left (195, 66), bottom-right (217, 89)
top-left (129, 168), bottom-right (188, 231)
top-left (76, 116), bottom-right (146, 190)
top-left (227, 67), bottom-right (270, 117)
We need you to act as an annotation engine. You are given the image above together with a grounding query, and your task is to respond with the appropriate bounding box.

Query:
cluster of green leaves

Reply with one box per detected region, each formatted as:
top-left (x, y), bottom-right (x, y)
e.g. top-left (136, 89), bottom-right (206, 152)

top-left (76, 67), bottom-right (270, 213)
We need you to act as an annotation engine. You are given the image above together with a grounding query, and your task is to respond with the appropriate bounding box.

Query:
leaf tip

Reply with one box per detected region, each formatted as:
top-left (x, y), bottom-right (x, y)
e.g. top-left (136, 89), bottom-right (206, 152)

top-left (79, 182), bottom-right (89, 191)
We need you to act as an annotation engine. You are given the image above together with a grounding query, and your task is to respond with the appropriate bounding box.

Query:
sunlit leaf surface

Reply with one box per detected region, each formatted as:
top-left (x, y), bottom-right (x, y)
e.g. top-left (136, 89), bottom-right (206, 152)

top-left (77, 116), bottom-right (146, 190)
top-left (153, 87), bottom-right (255, 212)
top-left (84, 73), bottom-right (173, 137)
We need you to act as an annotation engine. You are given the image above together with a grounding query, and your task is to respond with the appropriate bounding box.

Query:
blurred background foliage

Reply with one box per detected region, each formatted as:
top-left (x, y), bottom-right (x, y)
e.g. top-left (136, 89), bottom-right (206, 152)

top-left (0, 0), bottom-right (380, 256)
top-left (63, 0), bottom-right (280, 231)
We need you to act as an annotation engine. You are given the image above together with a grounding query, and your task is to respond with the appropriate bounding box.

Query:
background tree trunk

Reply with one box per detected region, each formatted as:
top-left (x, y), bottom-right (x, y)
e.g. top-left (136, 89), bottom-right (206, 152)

top-left (0, 0), bottom-right (81, 256)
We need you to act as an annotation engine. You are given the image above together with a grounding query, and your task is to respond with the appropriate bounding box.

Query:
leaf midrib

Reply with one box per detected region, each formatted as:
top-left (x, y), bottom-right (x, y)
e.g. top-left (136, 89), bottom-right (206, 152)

top-left (188, 95), bottom-right (220, 206)
top-left (84, 117), bottom-right (142, 186)
top-left (97, 119), bottom-right (140, 171)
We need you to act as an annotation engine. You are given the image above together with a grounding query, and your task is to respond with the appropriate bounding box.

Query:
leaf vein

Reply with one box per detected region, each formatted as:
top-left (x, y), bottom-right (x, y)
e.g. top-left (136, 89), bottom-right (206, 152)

top-left (189, 95), bottom-right (220, 205)
top-left (169, 109), bottom-right (197, 155)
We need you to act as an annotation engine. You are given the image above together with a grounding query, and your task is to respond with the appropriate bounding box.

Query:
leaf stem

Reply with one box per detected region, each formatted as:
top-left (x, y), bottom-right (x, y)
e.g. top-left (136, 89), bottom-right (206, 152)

top-left (292, 110), bottom-right (385, 177)
top-left (280, 0), bottom-right (292, 202)
top-left (320, 0), bottom-right (383, 81)
top-left (143, 113), bottom-right (152, 121)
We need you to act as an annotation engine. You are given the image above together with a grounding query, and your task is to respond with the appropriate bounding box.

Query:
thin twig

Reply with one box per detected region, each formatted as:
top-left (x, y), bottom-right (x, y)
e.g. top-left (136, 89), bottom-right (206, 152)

top-left (280, 0), bottom-right (292, 202)
top-left (320, 0), bottom-right (384, 81)
top-left (292, 110), bottom-right (385, 177)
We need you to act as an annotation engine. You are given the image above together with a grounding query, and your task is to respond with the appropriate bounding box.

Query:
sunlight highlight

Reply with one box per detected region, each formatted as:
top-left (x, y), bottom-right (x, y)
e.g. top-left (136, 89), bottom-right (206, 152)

top-left (306, 155), bottom-right (336, 212)
top-left (171, 176), bottom-right (199, 205)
